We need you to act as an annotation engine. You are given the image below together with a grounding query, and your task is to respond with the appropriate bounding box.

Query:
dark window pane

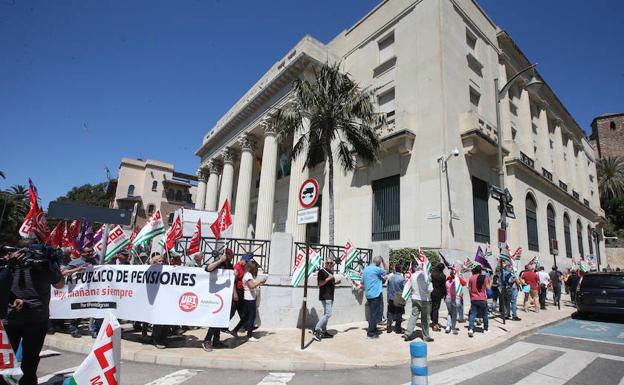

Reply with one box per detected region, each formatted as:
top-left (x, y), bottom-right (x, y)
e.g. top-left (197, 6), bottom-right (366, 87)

top-left (526, 195), bottom-right (539, 251)
top-left (547, 205), bottom-right (556, 254)
top-left (587, 226), bottom-right (594, 255)
top-left (564, 215), bottom-right (572, 258)
top-left (472, 177), bottom-right (490, 243)
top-left (577, 221), bottom-right (584, 257)
top-left (372, 175), bottom-right (400, 241)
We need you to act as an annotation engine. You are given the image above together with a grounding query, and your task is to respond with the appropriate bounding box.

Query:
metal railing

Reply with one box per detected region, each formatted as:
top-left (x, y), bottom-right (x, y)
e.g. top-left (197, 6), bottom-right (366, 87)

top-left (520, 152), bottom-right (535, 169)
top-left (174, 236), bottom-right (271, 272)
top-left (294, 242), bottom-right (373, 275)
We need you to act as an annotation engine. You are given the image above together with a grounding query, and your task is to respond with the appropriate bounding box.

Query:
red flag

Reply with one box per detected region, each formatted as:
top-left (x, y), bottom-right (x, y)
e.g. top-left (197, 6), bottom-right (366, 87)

top-left (165, 212), bottom-right (183, 250)
top-left (187, 219), bottom-right (202, 255)
top-left (210, 200), bottom-right (232, 240)
top-left (48, 222), bottom-right (63, 247)
top-left (19, 179), bottom-right (49, 241)
top-left (126, 227), bottom-right (139, 250)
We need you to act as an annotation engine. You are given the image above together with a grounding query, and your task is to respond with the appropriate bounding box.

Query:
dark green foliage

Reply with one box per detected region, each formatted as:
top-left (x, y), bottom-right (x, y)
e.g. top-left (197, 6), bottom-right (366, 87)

top-left (56, 182), bottom-right (110, 208)
top-left (389, 248), bottom-right (441, 272)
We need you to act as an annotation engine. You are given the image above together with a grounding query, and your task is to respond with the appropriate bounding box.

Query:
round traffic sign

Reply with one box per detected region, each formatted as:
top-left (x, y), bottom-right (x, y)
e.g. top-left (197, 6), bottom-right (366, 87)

top-left (299, 178), bottom-right (319, 208)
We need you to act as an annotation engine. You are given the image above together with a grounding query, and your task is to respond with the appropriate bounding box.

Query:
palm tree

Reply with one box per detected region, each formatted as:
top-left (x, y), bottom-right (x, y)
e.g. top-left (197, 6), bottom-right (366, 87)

top-left (271, 62), bottom-right (385, 245)
top-left (597, 156), bottom-right (624, 202)
top-left (0, 170), bottom-right (5, 179)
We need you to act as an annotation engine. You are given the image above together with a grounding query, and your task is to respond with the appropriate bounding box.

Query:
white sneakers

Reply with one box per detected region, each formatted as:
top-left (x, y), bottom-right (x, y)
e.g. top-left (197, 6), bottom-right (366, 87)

top-left (468, 329), bottom-right (474, 337)
top-left (248, 336), bottom-right (259, 342)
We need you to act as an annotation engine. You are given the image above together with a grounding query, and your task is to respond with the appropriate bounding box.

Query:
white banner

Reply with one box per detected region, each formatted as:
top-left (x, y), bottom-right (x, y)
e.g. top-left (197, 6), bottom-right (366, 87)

top-left (50, 265), bottom-right (233, 328)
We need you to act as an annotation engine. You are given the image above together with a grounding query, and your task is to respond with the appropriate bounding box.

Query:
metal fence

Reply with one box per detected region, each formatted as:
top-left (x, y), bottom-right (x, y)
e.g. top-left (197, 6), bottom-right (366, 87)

top-left (294, 242), bottom-right (373, 275)
top-left (174, 237), bottom-right (271, 272)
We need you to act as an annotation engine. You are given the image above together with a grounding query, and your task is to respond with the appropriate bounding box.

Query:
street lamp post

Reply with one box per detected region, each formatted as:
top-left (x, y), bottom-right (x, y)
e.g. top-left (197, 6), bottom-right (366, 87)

top-left (493, 63), bottom-right (543, 321)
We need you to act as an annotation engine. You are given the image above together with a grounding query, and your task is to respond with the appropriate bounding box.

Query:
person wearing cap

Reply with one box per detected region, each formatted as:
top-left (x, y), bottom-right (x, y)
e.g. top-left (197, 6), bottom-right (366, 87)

top-left (313, 259), bottom-right (341, 341)
top-left (228, 252), bottom-right (253, 326)
top-left (202, 248), bottom-right (235, 352)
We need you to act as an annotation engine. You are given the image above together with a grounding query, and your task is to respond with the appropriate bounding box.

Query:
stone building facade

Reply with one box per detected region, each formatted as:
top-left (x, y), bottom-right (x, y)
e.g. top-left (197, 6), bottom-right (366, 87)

top-left (110, 158), bottom-right (198, 228)
top-left (590, 113), bottom-right (624, 160)
top-left (194, 0), bottom-right (606, 270)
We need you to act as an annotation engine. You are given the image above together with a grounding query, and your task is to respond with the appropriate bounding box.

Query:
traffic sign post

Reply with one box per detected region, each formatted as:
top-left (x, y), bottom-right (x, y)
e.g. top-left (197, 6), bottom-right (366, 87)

top-left (298, 179), bottom-right (318, 350)
top-left (551, 239), bottom-right (560, 310)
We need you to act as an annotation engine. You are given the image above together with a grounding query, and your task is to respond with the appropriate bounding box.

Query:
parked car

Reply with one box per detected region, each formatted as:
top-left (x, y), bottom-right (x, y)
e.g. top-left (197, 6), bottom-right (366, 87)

top-left (576, 272), bottom-right (624, 316)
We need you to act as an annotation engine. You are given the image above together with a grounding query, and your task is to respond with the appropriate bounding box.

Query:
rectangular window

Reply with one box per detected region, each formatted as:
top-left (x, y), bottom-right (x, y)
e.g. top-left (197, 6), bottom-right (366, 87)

top-left (466, 29), bottom-right (477, 52)
top-left (509, 101), bottom-right (518, 116)
top-left (378, 32), bottom-right (395, 64)
top-left (469, 87), bottom-right (480, 111)
top-left (372, 175), bottom-right (400, 241)
top-left (471, 177), bottom-right (490, 243)
top-left (378, 88), bottom-right (396, 124)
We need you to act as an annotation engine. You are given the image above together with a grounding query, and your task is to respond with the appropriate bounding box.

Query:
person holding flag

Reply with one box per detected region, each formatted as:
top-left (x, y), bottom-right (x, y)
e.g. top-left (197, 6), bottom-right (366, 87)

top-left (362, 256), bottom-right (387, 339)
top-left (501, 263), bottom-right (522, 321)
top-left (444, 266), bottom-right (465, 335)
top-left (386, 264), bottom-right (406, 334)
top-left (467, 264), bottom-right (491, 337)
top-left (313, 258), bottom-right (341, 341)
top-left (403, 256), bottom-right (434, 342)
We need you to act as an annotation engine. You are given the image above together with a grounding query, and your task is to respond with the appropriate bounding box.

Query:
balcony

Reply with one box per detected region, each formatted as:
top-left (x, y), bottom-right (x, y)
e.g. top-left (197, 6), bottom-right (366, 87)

top-left (584, 199), bottom-right (590, 207)
top-left (460, 111), bottom-right (507, 156)
top-left (572, 191), bottom-right (580, 200)
top-left (559, 181), bottom-right (568, 192)
top-left (520, 152), bottom-right (535, 169)
top-left (542, 168), bottom-right (553, 182)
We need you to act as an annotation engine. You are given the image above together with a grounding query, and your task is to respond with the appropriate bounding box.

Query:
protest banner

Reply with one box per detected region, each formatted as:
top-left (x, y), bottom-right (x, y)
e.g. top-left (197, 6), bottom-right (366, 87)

top-left (291, 247), bottom-right (321, 287)
top-left (67, 312), bottom-right (121, 385)
top-left (0, 322), bottom-right (22, 385)
top-left (50, 265), bottom-right (234, 328)
top-left (94, 225), bottom-right (130, 262)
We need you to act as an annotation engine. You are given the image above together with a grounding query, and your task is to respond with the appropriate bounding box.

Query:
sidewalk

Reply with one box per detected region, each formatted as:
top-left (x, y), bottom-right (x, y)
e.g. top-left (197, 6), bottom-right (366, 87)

top-left (45, 302), bottom-right (575, 371)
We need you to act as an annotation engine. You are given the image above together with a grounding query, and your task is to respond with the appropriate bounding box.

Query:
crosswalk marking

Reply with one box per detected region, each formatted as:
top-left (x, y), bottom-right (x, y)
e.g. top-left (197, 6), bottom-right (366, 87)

top-left (144, 369), bottom-right (202, 385)
top-left (257, 372), bottom-right (295, 385)
top-left (424, 341), bottom-right (537, 385)
top-left (512, 349), bottom-right (597, 385)
top-left (37, 366), bottom-right (79, 384)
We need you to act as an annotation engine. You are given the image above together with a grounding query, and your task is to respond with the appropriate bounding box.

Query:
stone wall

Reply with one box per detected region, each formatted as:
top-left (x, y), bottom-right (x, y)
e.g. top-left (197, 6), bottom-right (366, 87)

top-left (605, 247), bottom-right (624, 269)
top-left (591, 114), bottom-right (624, 159)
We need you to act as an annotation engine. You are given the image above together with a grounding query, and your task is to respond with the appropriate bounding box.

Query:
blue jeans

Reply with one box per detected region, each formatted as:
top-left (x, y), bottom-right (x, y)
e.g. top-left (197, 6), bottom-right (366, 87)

top-left (315, 299), bottom-right (333, 332)
top-left (367, 295), bottom-right (383, 336)
top-left (445, 297), bottom-right (460, 330)
top-left (457, 297), bottom-right (465, 321)
top-left (469, 300), bottom-right (488, 331)
top-left (244, 300), bottom-right (257, 337)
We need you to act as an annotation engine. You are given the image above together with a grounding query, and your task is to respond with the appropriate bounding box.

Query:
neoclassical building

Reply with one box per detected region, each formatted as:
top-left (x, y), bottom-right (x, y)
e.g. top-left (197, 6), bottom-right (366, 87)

top-left (194, 0), bottom-right (605, 268)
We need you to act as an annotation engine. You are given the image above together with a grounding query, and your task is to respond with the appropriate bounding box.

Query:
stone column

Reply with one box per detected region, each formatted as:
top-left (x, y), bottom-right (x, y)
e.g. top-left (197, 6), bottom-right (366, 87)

top-left (218, 147), bottom-right (236, 209)
top-left (255, 123), bottom-right (279, 240)
top-left (552, 120), bottom-right (565, 184)
top-left (517, 88), bottom-right (533, 158)
top-left (285, 117), bottom-right (310, 243)
top-left (565, 135), bottom-right (577, 194)
top-left (205, 159), bottom-right (221, 211)
top-left (537, 103), bottom-right (551, 171)
top-left (195, 166), bottom-right (207, 210)
top-left (234, 134), bottom-right (256, 238)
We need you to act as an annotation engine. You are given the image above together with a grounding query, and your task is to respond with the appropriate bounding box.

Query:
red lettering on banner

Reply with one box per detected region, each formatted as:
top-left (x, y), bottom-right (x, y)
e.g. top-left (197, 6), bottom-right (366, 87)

top-left (89, 375), bottom-right (104, 385)
top-left (0, 353), bottom-right (15, 369)
top-left (0, 324), bottom-right (11, 349)
top-left (94, 341), bottom-right (113, 369)
top-left (104, 366), bottom-right (117, 385)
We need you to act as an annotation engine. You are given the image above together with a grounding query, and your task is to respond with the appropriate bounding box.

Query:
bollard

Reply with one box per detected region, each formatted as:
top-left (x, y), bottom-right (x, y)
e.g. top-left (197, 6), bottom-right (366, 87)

top-left (410, 341), bottom-right (428, 385)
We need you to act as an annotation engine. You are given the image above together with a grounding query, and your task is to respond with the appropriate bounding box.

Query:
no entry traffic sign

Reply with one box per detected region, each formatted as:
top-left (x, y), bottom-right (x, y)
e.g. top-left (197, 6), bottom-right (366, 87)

top-left (299, 178), bottom-right (319, 208)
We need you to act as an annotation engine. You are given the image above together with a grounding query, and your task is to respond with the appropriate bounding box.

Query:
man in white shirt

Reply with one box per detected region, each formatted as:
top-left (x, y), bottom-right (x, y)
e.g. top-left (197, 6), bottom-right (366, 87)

top-left (403, 259), bottom-right (434, 342)
top-left (537, 266), bottom-right (551, 310)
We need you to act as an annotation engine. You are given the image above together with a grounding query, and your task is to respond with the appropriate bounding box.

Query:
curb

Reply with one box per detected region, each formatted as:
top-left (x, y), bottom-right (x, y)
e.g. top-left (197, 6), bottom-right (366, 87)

top-left (44, 312), bottom-right (572, 370)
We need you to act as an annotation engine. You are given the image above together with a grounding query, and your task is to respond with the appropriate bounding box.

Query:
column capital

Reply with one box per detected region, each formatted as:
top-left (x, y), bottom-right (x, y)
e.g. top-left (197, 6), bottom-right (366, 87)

top-left (239, 133), bottom-right (257, 152)
top-left (261, 117), bottom-right (277, 136)
top-left (220, 147), bottom-right (237, 165)
top-left (196, 166), bottom-right (209, 182)
top-left (207, 159), bottom-right (222, 174)
top-left (552, 116), bottom-right (563, 126)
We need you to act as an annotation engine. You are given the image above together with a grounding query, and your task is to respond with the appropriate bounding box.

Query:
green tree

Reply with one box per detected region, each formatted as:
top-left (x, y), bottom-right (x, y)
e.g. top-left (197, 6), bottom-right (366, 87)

top-left (56, 182), bottom-right (110, 207)
top-left (271, 62), bottom-right (385, 244)
top-left (389, 248), bottom-right (440, 272)
top-left (0, 184), bottom-right (29, 245)
top-left (0, 170), bottom-right (5, 179)
top-left (597, 156), bottom-right (624, 202)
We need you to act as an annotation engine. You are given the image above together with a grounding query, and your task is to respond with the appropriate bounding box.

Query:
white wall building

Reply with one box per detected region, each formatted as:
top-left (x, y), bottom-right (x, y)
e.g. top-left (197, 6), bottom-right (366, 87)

top-left (194, 0), bottom-right (605, 270)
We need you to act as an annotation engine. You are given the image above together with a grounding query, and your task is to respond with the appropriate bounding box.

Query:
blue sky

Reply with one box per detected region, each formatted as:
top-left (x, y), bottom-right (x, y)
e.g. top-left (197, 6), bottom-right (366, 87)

top-left (1, 0), bottom-right (622, 207)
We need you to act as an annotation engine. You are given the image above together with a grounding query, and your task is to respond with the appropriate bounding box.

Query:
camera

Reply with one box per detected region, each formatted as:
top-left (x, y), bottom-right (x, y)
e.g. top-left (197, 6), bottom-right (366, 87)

top-left (0, 245), bottom-right (63, 270)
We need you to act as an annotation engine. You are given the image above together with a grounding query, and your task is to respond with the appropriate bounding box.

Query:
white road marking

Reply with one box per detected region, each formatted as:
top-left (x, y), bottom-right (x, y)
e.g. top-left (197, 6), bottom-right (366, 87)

top-left (513, 349), bottom-right (596, 385)
top-left (39, 350), bottom-right (61, 358)
top-left (37, 366), bottom-right (79, 384)
top-left (144, 369), bottom-right (203, 385)
top-left (257, 372), bottom-right (295, 385)
top-left (425, 341), bottom-right (537, 385)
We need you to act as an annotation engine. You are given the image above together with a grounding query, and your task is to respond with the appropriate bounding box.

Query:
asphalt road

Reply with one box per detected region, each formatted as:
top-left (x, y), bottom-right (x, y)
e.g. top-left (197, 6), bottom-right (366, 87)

top-left (36, 313), bottom-right (624, 385)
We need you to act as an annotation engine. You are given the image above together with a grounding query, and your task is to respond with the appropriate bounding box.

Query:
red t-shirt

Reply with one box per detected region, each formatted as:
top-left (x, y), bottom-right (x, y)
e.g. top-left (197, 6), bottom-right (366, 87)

top-left (521, 271), bottom-right (539, 291)
top-left (234, 262), bottom-right (245, 290)
top-left (468, 274), bottom-right (489, 301)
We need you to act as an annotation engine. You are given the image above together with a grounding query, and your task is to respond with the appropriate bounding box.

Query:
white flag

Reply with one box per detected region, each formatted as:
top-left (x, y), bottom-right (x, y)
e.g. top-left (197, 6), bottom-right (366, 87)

top-left (0, 322), bottom-right (22, 385)
top-left (67, 312), bottom-right (121, 385)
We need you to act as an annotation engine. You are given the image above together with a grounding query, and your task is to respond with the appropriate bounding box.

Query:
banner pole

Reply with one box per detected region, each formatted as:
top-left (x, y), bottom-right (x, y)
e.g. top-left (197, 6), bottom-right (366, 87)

top-left (301, 242), bottom-right (309, 350)
top-left (101, 224), bottom-right (110, 263)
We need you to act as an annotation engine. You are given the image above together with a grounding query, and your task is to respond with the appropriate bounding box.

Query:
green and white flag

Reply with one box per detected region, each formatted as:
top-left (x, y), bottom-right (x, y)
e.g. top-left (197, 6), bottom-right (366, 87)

top-left (291, 247), bottom-right (322, 287)
top-left (94, 225), bottom-right (130, 262)
top-left (157, 237), bottom-right (181, 257)
top-left (401, 271), bottom-right (413, 301)
top-left (345, 268), bottom-right (362, 290)
top-left (454, 274), bottom-right (464, 296)
top-left (340, 240), bottom-right (360, 273)
top-left (132, 209), bottom-right (165, 247)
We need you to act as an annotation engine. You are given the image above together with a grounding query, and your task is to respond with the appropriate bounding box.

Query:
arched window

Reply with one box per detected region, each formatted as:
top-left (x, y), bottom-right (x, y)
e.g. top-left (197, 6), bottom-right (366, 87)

top-left (175, 190), bottom-right (182, 201)
top-left (563, 213), bottom-right (572, 258)
top-left (576, 220), bottom-right (584, 257)
top-left (587, 225), bottom-right (594, 255)
top-left (148, 204), bottom-right (155, 215)
top-left (547, 205), bottom-right (556, 254)
top-left (151, 181), bottom-right (158, 191)
top-left (526, 194), bottom-right (539, 251)
top-left (610, 121), bottom-right (616, 130)
top-left (127, 184), bottom-right (135, 197)
top-left (166, 189), bottom-right (173, 200)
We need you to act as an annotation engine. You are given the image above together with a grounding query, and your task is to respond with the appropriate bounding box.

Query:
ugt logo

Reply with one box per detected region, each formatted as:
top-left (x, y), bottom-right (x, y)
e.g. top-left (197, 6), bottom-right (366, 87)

top-left (178, 292), bottom-right (198, 312)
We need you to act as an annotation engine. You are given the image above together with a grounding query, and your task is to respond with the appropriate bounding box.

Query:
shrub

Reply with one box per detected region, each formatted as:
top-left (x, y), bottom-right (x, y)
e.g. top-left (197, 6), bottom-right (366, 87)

top-left (389, 248), bottom-right (441, 272)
